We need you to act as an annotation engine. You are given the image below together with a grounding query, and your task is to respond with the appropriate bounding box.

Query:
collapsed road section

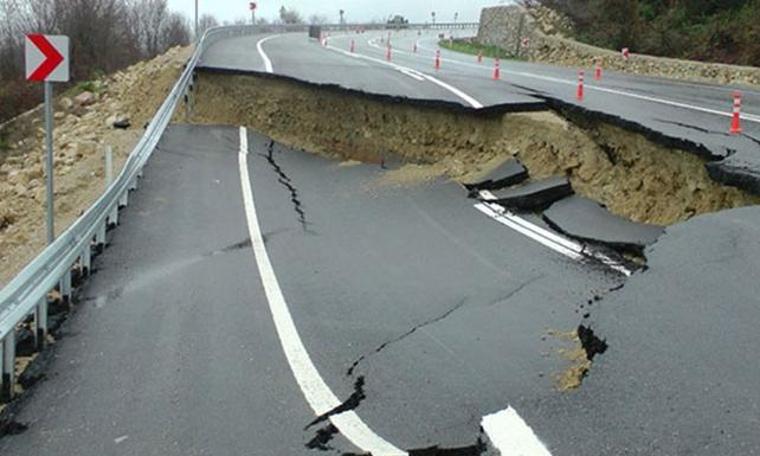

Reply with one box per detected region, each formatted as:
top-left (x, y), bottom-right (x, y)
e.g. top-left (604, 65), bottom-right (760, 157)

top-left (190, 71), bottom-right (760, 230)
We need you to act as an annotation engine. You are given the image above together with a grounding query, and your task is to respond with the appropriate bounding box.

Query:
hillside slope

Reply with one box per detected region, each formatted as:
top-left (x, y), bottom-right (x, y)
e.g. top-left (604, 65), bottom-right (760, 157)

top-left (538, 0), bottom-right (760, 66)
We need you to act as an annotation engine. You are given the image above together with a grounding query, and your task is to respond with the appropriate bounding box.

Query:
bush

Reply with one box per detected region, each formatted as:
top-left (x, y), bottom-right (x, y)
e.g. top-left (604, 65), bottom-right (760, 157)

top-left (539, 0), bottom-right (760, 66)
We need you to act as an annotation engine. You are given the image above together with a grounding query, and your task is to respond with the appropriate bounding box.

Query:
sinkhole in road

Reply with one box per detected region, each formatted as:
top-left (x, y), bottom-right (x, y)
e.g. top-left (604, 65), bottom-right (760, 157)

top-left (189, 72), bottom-right (760, 227)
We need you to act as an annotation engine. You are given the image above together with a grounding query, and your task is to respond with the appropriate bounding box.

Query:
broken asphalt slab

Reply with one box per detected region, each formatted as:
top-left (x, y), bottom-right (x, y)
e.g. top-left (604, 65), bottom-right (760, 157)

top-left (543, 195), bottom-right (664, 251)
top-left (464, 159), bottom-right (529, 192)
top-left (486, 176), bottom-right (573, 210)
top-left (528, 205), bottom-right (760, 454)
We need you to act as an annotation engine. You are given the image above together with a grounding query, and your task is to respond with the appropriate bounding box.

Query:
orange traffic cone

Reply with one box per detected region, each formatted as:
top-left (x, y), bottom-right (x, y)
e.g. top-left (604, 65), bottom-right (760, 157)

top-left (434, 49), bottom-right (441, 70)
top-left (730, 91), bottom-right (743, 134)
top-left (493, 58), bottom-right (500, 80)
top-left (577, 70), bottom-right (585, 101)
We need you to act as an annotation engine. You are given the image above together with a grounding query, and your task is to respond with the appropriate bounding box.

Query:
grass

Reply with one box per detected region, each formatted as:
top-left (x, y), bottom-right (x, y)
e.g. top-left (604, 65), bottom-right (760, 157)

top-left (438, 38), bottom-right (525, 61)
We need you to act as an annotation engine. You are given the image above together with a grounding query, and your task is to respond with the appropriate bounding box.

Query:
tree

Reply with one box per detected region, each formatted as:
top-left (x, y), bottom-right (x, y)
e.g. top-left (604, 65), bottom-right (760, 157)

top-left (161, 11), bottom-right (191, 49)
top-left (198, 13), bottom-right (219, 34)
top-left (279, 6), bottom-right (303, 24)
top-left (308, 14), bottom-right (328, 25)
top-left (0, 0), bottom-right (196, 123)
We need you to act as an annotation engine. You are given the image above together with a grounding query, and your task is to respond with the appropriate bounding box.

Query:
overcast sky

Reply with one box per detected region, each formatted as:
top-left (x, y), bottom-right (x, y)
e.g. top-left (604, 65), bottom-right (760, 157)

top-left (167, 0), bottom-right (511, 25)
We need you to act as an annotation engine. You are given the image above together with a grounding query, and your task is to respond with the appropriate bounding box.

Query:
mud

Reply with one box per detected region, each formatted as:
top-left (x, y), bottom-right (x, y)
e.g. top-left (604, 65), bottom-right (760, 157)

top-left (191, 72), bottom-right (759, 225)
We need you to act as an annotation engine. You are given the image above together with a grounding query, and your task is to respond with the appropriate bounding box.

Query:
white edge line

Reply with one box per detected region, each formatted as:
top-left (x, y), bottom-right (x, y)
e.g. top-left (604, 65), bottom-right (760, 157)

top-left (474, 203), bottom-right (582, 260)
top-left (237, 127), bottom-right (407, 456)
top-left (476, 195), bottom-right (632, 276)
top-left (326, 43), bottom-right (483, 108)
top-left (256, 35), bottom-right (279, 73)
top-left (482, 407), bottom-right (553, 456)
top-left (364, 34), bottom-right (760, 124)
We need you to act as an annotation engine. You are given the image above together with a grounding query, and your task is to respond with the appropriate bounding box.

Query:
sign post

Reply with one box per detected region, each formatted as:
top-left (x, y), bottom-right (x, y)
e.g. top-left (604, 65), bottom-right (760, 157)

top-left (250, 2), bottom-right (257, 25)
top-left (25, 34), bottom-right (70, 245)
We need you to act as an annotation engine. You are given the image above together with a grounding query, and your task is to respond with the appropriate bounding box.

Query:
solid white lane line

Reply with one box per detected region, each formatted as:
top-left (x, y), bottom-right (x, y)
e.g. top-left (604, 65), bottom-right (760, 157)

top-left (399, 68), bottom-right (426, 81)
top-left (482, 407), bottom-right (553, 456)
top-left (237, 127), bottom-right (407, 456)
top-left (476, 193), bottom-right (633, 276)
top-left (474, 203), bottom-right (583, 261)
top-left (325, 43), bottom-right (483, 108)
top-left (256, 35), bottom-right (279, 73)
top-left (374, 36), bottom-right (760, 124)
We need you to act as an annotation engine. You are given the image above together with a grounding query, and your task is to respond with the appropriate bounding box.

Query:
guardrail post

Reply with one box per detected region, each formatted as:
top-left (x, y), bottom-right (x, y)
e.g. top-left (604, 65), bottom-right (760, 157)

top-left (109, 203), bottom-right (119, 227)
top-left (119, 189), bottom-right (128, 208)
top-left (81, 244), bottom-right (91, 275)
top-left (104, 145), bottom-right (113, 189)
top-left (129, 176), bottom-right (138, 191)
top-left (1, 333), bottom-right (15, 401)
top-left (35, 297), bottom-right (48, 350)
top-left (95, 221), bottom-right (107, 253)
top-left (59, 268), bottom-right (72, 303)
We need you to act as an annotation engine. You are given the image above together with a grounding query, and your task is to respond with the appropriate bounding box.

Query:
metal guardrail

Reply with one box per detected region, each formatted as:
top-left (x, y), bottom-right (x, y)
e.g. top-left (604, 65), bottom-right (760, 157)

top-left (0, 21), bottom-right (480, 401)
top-left (0, 24), bottom-right (262, 400)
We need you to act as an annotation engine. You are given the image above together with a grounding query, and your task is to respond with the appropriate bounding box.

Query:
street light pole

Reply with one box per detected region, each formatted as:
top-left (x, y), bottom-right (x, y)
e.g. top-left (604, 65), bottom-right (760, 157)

top-left (194, 0), bottom-right (199, 40)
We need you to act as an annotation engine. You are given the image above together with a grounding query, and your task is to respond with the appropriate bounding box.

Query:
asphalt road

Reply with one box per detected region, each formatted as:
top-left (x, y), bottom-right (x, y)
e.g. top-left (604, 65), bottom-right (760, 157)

top-left (3, 28), bottom-right (760, 456)
top-left (200, 29), bottom-right (760, 192)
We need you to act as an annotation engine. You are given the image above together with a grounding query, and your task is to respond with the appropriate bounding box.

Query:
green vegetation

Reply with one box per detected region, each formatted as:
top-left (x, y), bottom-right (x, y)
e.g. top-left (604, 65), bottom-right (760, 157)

top-left (439, 39), bottom-right (525, 61)
top-left (73, 80), bottom-right (100, 95)
top-left (541, 0), bottom-right (760, 66)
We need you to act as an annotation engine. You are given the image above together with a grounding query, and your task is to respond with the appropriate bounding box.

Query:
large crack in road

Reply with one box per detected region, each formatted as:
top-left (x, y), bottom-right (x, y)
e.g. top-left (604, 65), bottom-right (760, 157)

top-left (191, 71), bottom-right (760, 227)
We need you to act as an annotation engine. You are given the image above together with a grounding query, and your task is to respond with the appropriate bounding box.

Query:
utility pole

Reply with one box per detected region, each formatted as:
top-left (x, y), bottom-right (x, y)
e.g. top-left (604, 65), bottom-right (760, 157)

top-left (339, 9), bottom-right (345, 27)
top-left (194, 0), bottom-right (199, 41)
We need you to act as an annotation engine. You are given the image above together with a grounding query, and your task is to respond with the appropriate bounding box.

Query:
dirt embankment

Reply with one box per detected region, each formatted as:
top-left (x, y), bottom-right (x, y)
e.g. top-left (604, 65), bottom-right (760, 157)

top-left (191, 72), bottom-right (759, 225)
top-left (0, 46), bottom-right (191, 287)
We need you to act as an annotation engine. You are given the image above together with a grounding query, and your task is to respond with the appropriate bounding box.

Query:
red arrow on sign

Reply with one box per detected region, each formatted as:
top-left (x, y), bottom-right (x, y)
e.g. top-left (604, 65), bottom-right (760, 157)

top-left (27, 34), bottom-right (64, 81)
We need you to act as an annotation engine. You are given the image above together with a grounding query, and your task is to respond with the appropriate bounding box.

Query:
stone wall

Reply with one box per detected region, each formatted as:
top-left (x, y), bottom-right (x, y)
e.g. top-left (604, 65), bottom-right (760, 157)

top-left (477, 5), bottom-right (760, 87)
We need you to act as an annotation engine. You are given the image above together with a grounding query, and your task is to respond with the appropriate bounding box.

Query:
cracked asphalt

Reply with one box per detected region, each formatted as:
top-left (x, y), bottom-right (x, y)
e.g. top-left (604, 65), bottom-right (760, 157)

top-left (0, 125), bottom-right (624, 454)
top-left (4, 28), bottom-right (760, 456)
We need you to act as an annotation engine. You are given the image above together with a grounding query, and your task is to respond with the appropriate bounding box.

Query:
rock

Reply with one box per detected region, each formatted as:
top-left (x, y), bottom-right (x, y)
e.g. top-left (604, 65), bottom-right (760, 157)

top-left (54, 111), bottom-right (65, 120)
top-left (59, 97), bottom-right (73, 110)
top-left (73, 141), bottom-right (98, 157)
top-left (112, 116), bottom-right (131, 129)
top-left (74, 91), bottom-right (96, 106)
